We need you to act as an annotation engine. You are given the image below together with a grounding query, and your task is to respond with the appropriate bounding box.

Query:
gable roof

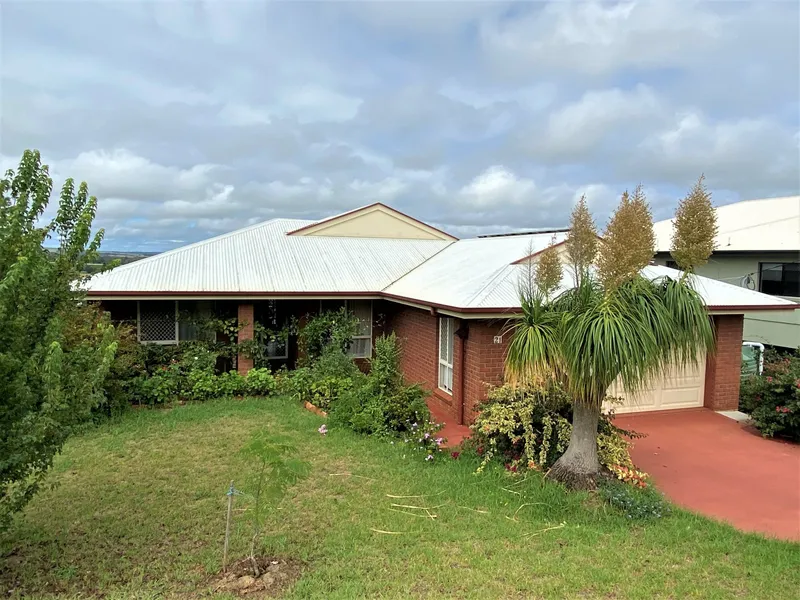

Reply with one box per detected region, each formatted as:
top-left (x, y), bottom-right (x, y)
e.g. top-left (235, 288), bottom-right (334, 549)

top-left (85, 218), bottom-right (450, 294)
top-left (654, 195), bottom-right (800, 253)
top-left (86, 206), bottom-right (797, 315)
top-left (287, 203), bottom-right (457, 241)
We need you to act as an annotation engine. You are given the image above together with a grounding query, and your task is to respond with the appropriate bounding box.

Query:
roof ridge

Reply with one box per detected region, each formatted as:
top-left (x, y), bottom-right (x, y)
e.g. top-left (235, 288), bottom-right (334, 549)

top-left (379, 238), bottom-right (457, 291)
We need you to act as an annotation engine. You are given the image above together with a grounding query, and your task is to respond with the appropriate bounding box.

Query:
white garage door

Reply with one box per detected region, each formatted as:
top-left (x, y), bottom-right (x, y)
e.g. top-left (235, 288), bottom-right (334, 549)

top-left (606, 360), bottom-right (706, 414)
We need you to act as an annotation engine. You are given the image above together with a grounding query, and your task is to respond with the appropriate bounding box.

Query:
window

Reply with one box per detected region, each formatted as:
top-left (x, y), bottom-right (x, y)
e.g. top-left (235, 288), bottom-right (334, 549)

top-left (438, 317), bottom-right (454, 394)
top-left (261, 300), bottom-right (288, 359)
top-left (666, 260), bottom-right (679, 270)
top-left (347, 300), bottom-right (373, 358)
top-left (178, 300), bottom-right (215, 342)
top-left (138, 300), bottom-right (178, 344)
top-left (759, 263), bottom-right (799, 297)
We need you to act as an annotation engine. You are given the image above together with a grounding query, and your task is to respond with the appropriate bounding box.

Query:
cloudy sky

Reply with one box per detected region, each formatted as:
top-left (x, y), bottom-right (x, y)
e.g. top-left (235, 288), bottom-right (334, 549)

top-left (1, 0), bottom-right (798, 251)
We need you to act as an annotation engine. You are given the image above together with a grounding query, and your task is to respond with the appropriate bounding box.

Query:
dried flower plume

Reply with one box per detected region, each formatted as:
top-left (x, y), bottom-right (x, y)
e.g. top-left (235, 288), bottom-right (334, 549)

top-left (565, 195), bottom-right (598, 285)
top-left (670, 175), bottom-right (718, 272)
top-left (535, 235), bottom-right (563, 297)
top-left (597, 185), bottom-right (655, 290)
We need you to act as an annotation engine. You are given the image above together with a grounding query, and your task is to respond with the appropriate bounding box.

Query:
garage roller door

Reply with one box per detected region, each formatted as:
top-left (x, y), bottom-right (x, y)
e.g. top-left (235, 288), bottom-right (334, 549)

top-left (606, 360), bottom-right (706, 414)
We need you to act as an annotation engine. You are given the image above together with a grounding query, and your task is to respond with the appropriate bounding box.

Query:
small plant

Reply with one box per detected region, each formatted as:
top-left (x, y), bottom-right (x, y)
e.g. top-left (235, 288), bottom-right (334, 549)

top-left (237, 433), bottom-right (309, 577)
top-left (298, 308), bottom-right (360, 362)
top-left (607, 464), bottom-right (649, 488)
top-left (401, 420), bottom-right (446, 461)
top-left (599, 479), bottom-right (671, 520)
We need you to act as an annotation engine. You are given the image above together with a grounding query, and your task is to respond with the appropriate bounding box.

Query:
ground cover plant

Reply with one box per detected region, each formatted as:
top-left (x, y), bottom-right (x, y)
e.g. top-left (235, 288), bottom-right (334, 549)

top-left (1, 398), bottom-right (798, 599)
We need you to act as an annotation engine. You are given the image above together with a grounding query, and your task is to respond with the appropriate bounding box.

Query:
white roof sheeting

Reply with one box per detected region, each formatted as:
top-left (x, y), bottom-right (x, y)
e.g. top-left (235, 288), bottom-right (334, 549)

top-left (654, 195), bottom-right (800, 253)
top-left (384, 232), bottom-right (568, 309)
top-left (86, 219), bottom-right (450, 293)
top-left (87, 211), bottom-right (797, 314)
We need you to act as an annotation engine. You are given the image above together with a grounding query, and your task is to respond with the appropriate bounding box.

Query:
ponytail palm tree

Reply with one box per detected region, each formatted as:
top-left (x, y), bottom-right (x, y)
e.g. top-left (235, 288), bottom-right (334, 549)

top-left (505, 181), bottom-right (717, 489)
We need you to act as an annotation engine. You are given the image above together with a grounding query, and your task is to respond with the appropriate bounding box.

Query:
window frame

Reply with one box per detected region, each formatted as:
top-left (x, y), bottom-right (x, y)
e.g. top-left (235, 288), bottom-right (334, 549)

top-left (758, 262), bottom-right (800, 298)
top-left (438, 317), bottom-right (455, 395)
top-left (346, 299), bottom-right (373, 359)
top-left (137, 300), bottom-right (178, 345)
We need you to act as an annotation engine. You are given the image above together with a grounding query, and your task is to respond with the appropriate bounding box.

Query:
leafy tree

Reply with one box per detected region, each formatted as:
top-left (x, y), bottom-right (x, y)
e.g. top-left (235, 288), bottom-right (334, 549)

top-left (0, 150), bottom-right (117, 528)
top-left (506, 181), bottom-right (716, 489)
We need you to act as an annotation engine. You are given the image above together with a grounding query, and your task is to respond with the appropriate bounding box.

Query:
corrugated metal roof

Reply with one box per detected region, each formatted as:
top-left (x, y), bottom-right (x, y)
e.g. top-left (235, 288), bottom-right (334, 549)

top-left (86, 218), bottom-right (450, 293)
top-left (654, 195), bottom-right (800, 252)
top-left (87, 211), bottom-right (797, 314)
top-left (384, 232), bottom-right (568, 309)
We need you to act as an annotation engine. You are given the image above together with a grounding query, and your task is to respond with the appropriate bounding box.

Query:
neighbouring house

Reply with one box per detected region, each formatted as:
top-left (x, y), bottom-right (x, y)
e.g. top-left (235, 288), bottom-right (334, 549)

top-left (653, 196), bottom-right (800, 350)
top-left (86, 203), bottom-right (798, 423)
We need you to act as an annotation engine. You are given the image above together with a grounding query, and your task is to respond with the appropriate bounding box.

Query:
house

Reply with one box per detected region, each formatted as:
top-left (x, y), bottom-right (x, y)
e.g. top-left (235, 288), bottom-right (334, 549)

top-left (653, 196), bottom-right (800, 349)
top-left (86, 203), bottom-right (798, 423)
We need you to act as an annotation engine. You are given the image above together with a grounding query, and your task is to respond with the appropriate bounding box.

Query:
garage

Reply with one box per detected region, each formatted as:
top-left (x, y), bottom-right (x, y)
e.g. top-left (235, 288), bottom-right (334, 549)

top-left (606, 361), bottom-right (706, 414)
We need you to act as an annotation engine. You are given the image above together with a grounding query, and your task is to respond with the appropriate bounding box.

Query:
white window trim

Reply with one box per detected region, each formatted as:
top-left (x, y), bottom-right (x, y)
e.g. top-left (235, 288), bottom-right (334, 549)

top-left (438, 317), bottom-right (454, 394)
top-left (137, 300), bottom-right (178, 345)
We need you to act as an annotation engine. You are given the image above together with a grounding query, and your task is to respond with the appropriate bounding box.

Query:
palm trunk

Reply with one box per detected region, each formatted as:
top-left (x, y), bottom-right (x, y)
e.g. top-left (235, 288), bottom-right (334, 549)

top-left (547, 401), bottom-right (602, 489)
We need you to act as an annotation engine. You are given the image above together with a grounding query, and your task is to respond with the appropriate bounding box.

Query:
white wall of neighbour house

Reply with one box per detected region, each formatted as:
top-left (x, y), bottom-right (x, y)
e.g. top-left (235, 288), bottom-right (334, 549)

top-left (654, 252), bottom-right (800, 349)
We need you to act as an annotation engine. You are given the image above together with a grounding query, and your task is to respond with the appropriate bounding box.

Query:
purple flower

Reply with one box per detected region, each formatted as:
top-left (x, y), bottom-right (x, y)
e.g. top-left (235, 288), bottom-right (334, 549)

top-left (424, 432), bottom-right (431, 440)
top-left (435, 437), bottom-right (444, 446)
top-left (425, 454), bottom-right (434, 461)
top-left (318, 424), bottom-right (327, 435)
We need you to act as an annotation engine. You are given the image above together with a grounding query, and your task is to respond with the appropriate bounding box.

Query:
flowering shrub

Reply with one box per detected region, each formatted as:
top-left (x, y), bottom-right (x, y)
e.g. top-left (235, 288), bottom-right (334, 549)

top-left (740, 350), bottom-right (800, 441)
top-left (401, 420), bottom-right (446, 461)
top-left (469, 383), bottom-right (644, 478)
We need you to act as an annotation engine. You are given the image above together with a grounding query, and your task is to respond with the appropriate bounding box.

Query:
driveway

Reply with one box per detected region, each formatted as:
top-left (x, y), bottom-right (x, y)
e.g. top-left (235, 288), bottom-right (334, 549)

top-left (615, 409), bottom-right (800, 541)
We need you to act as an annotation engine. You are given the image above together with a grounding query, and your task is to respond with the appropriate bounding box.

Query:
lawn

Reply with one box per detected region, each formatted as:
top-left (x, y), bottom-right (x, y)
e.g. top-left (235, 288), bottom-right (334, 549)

top-left (1, 398), bottom-right (798, 599)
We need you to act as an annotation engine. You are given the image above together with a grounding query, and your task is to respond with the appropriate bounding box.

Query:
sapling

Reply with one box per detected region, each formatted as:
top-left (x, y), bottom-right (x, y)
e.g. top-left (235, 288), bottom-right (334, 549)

top-left (237, 432), bottom-right (308, 577)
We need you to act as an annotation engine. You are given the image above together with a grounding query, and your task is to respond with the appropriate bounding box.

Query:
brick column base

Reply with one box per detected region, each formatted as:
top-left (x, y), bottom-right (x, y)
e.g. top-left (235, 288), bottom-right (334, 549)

top-left (237, 303), bottom-right (255, 376)
top-left (703, 314), bottom-right (744, 411)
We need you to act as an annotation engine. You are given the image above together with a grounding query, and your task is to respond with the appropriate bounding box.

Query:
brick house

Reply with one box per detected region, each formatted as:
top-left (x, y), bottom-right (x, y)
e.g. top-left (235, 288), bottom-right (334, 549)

top-left (87, 204), bottom-right (798, 424)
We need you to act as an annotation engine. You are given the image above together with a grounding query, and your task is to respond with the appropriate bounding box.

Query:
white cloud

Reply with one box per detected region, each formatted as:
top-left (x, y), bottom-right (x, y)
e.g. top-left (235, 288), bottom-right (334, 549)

top-left (459, 166), bottom-right (536, 207)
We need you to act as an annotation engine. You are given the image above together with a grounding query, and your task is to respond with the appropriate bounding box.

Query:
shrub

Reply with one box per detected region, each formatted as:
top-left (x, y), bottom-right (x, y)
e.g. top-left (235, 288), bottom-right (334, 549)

top-left (217, 371), bottom-right (246, 397)
top-left (599, 479), bottom-right (671, 520)
top-left (141, 363), bottom-right (181, 404)
top-left (246, 368), bottom-right (276, 396)
top-left (187, 369), bottom-right (218, 401)
top-left (469, 383), bottom-right (642, 475)
top-left (739, 350), bottom-right (800, 441)
top-left (298, 308), bottom-right (360, 363)
top-left (329, 334), bottom-right (430, 436)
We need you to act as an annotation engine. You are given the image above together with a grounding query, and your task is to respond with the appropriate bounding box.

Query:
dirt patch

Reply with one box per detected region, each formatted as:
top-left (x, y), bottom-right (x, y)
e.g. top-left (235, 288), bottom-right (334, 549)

top-left (210, 557), bottom-right (303, 597)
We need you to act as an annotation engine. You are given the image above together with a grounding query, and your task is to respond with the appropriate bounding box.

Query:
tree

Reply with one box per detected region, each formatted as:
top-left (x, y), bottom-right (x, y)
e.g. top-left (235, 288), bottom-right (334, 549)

top-left (505, 182), bottom-right (716, 489)
top-left (0, 150), bottom-right (117, 529)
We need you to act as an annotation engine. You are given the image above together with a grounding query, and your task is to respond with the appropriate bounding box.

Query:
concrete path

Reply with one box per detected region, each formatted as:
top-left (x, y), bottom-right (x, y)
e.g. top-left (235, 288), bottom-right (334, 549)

top-left (616, 409), bottom-right (800, 541)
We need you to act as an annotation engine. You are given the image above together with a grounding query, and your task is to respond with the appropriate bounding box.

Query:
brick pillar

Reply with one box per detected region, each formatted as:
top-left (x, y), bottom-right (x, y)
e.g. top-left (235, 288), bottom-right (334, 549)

top-left (703, 314), bottom-right (744, 411)
top-left (237, 303), bottom-right (255, 376)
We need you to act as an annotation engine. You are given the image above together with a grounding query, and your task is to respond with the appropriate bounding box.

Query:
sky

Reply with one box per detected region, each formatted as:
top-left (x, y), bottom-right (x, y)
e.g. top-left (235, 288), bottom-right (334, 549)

top-left (1, 0), bottom-right (798, 252)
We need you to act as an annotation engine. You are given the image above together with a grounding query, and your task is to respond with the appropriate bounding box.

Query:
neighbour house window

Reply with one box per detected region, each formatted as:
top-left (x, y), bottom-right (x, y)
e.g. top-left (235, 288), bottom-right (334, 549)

top-left (138, 300), bottom-right (178, 344)
top-left (666, 260), bottom-right (679, 270)
top-left (438, 317), bottom-right (455, 394)
top-left (759, 263), bottom-right (800, 297)
top-left (347, 300), bottom-right (373, 359)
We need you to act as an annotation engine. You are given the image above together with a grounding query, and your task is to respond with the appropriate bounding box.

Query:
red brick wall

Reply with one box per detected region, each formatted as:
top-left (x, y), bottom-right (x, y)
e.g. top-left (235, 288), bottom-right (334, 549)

top-left (463, 320), bottom-right (508, 424)
top-left (237, 303), bottom-right (255, 375)
top-left (703, 314), bottom-right (744, 411)
top-left (386, 305), bottom-right (510, 425)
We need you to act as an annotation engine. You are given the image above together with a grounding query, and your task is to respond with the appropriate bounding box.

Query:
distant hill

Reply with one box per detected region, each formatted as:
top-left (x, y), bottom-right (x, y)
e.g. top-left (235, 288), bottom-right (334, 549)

top-left (45, 249), bottom-right (157, 274)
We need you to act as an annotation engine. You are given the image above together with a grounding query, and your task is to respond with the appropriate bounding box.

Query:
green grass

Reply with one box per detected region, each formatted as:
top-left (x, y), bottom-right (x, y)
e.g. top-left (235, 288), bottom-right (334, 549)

top-left (2, 398), bottom-right (798, 599)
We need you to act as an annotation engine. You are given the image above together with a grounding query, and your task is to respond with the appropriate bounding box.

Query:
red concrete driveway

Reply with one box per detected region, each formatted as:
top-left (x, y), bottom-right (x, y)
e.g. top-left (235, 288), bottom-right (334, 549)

top-left (616, 409), bottom-right (800, 541)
